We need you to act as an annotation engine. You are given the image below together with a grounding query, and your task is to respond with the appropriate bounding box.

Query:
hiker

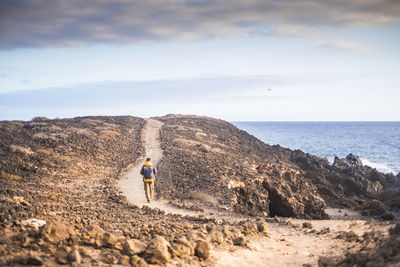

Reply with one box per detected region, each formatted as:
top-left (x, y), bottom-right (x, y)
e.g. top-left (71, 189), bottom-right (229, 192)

top-left (140, 157), bottom-right (156, 203)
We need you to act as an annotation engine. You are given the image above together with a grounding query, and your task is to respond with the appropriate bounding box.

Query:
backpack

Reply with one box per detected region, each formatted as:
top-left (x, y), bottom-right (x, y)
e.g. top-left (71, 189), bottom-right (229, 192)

top-left (142, 165), bottom-right (154, 179)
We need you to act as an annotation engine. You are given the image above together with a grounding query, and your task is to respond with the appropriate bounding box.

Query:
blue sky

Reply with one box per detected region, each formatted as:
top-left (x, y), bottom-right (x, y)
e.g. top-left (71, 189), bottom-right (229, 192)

top-left (0, 0), bottom-right (399, 121)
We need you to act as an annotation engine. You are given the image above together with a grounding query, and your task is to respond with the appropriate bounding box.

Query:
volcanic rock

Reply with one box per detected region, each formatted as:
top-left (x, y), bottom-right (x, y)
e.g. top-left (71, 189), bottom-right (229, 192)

top-left (333, 153), bottom-right (363, 169)
top-left (156, 115), bottom-right (398, 220)
top-left (41, 220), bottom-right (75, 244)
top-left (233, 236), bottom-right (247, 246)
top-left (323, 224), bottom-right (400, 266)
top-left (194, 240), bottom-right (210, 260)
top-left (131, 255), bottom-right (149, 267)
top-left (68, 249), bottom-right (81, 264)
top-left (122, 239), bottom-right (146, 256)
top-left (144, 236), bottom-right (171, 264)
top-left (55, 246), bottom-right (71, 264)
top-left (257, 221), bottom-right (269, 233)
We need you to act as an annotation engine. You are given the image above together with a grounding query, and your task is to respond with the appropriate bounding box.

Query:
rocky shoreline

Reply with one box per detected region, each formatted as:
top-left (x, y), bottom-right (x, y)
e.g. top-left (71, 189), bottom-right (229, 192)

top-left (156, 114), bottom-right (399, 220)
top-left (1, 115), bottom-right (399, 266)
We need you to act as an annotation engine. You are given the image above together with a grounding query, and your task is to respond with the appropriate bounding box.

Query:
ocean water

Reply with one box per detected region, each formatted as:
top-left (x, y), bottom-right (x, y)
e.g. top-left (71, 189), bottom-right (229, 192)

top-left (233, 122), bottom-right (400, 175)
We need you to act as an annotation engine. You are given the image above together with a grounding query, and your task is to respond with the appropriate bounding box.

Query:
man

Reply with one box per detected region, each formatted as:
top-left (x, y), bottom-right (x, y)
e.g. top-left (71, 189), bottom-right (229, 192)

top-left (140, 158), bottom-right (156, 203)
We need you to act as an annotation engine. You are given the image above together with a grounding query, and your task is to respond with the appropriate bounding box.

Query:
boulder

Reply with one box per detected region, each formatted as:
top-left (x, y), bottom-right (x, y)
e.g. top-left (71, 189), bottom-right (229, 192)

top-left (41, 220), bottom-right (75, 244)
top-left (144, 236), bottom-right (171, 264)
top-left (171, 237), bottom-right (194, 259)
top-left (333, 153), bottom-right (363, 169)
top-left (102, 232), bottom-right (119, 248)
top-left (122, 239), bottom-right (146, 256)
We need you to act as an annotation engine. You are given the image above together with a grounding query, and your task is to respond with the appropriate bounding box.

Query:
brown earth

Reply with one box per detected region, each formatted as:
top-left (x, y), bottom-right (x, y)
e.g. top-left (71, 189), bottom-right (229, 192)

top-left (0, 115), bottom-right (399, 266)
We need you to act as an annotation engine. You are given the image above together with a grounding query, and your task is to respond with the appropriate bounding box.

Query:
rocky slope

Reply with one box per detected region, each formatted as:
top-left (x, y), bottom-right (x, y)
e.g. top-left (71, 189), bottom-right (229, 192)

top-left (1, 116), bottom-right (144, 230)
top-left (0, 116), bottom-right (270, 266)
top-left (156, 115), bottom-right (398, 220)
top-left (0, 114), bottom-right (398, 266)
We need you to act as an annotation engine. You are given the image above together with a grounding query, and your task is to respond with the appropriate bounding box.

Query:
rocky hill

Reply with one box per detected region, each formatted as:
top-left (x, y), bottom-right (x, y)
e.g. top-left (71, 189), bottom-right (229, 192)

top-left (156, 115), bottom-right (399, 220)
top-left (0, 114), bottom-right (398, 266)
top-left (1, 116), bottom-right (144, 230)
top-left (0, 116), bottom-right (272, 266)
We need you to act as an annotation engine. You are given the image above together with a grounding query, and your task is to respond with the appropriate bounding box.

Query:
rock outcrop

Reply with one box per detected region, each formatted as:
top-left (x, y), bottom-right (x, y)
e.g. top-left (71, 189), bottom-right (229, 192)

top-left (156, 115), bottom-right (398, 220)
top-left (156, 115), bottom-right (328, 219)
top-left (257, 163), bottom-right (328, 219)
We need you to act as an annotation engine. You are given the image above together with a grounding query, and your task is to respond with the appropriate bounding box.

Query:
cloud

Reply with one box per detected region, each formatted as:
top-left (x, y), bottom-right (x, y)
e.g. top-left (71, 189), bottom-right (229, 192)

top-left (318, 41), bottom-right (374, 52)
top-left (0, 75), bottom-right (287, 109)
top-left (0, 0), bottom-right (399, 49)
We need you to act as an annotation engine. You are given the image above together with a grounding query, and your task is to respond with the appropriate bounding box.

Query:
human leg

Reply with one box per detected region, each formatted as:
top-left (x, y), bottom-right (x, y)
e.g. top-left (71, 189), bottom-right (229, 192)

top-left (144, 182), bottom-right (151, 202)
top-left (149, 181), bottom-right (154, 200)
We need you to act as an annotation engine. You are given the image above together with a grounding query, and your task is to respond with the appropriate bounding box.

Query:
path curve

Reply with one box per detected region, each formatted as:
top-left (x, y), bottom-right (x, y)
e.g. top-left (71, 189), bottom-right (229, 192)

top-left (118, 119), bottom-right (377, 267)
top-left (118, 118), bottom-right (201, 216)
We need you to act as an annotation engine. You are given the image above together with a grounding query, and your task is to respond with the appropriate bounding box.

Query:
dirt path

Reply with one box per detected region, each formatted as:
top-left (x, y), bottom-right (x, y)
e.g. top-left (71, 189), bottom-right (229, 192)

top-left (119, 118), bottom-right (202, 216)
top-left (210, 216), bottom-right (392, 267)
top-left (119, 119), bottom-right (390, 267)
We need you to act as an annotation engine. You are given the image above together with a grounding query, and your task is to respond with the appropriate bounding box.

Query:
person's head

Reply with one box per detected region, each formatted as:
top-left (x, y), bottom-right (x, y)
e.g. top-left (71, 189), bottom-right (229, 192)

top-left (146, 157), bottom-right (151, 162)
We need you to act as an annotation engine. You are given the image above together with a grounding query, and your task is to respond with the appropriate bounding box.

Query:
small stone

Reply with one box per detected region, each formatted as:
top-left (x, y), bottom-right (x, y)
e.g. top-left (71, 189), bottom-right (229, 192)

top-left (68, 250), bottom-right (81, 264)
top-left (320, 227), bottom-right (330, 235)
top-left (195, 240), bottom-right (210, 260)
top-left (55, 247), bottom-right (70, 264)
top-left (27, 255), bottom-right (43, 266)
top-left (102, 252), bottom-right (116, 264)
top-left (233, 237), bottom-right (247, 246)
top-left (119, 255), bottom-right (131, 265)
top-left (257, 222), bottom-right (269, 233)
top-left (302, 222), bottom-right (313, 229)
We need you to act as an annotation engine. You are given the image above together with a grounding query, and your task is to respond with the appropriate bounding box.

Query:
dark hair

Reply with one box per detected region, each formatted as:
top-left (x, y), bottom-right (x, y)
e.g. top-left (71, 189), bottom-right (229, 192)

top-left (146, 158), bottom-right (151, 161)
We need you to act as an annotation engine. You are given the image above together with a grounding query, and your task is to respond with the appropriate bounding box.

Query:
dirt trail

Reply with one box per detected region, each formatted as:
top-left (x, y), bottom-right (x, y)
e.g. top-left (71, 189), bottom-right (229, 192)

top-left (210, 217), bottom-right (378, 267)
top-left (119, 119), bottom-right (389, 267)
top-left (119, 118), bottom-right (201, 216)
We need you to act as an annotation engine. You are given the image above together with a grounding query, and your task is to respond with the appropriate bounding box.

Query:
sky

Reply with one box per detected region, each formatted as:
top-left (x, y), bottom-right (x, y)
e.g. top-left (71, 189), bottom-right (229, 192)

top-left (0, 0), bottom-right (399, 121)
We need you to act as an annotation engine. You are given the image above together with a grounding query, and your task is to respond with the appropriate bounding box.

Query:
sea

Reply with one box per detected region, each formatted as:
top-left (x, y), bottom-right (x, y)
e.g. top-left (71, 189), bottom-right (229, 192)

top-left (233, 122), bottom-right (400, 175)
